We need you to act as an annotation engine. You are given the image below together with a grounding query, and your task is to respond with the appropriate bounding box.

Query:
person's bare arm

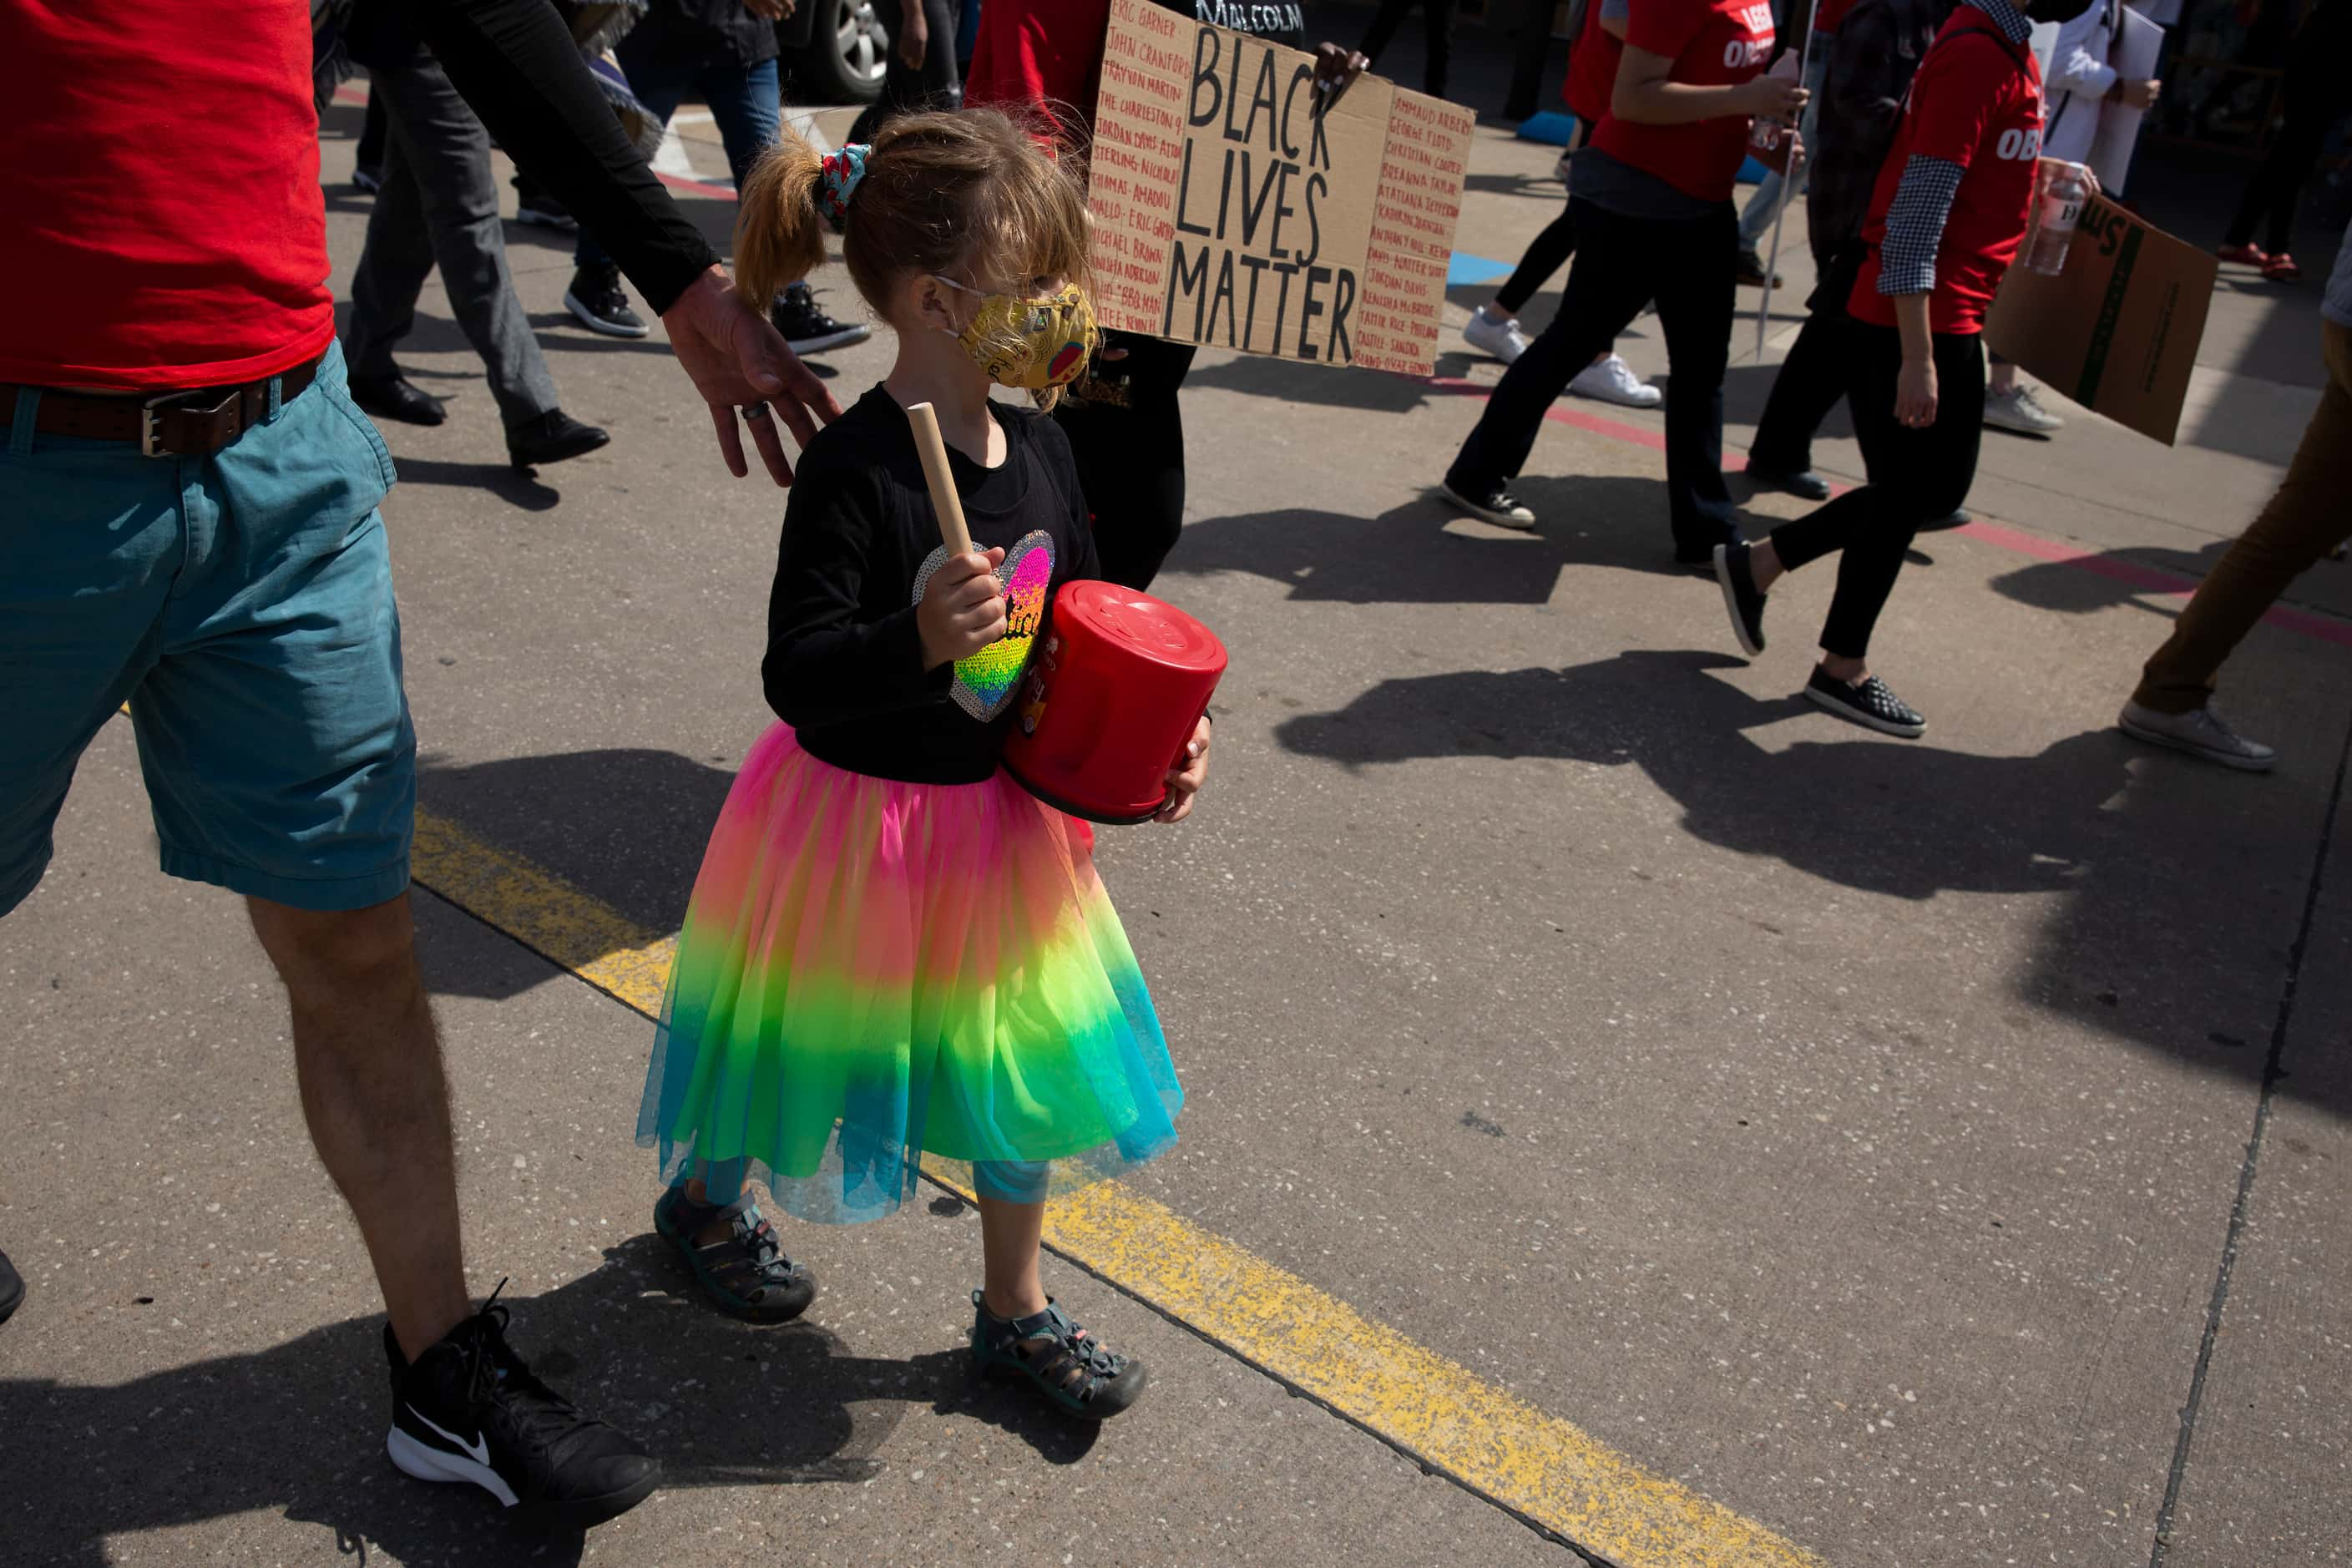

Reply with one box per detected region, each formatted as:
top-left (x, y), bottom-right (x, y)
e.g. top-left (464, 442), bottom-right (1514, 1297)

top-left (1611, 44), bottom-right (1807, 124)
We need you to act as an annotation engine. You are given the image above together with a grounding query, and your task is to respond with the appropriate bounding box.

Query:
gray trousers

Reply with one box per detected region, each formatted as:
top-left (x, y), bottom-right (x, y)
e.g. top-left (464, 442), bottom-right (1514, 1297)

top-left (344, 58), bottom-right (558, 429)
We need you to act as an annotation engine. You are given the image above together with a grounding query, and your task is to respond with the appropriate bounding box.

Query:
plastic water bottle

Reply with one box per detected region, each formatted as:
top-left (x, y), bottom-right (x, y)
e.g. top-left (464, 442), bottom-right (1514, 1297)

top-left (1748, 51), bottom-right (1803, 151)
top-left (2023, 159), bottom-right (2091, 276)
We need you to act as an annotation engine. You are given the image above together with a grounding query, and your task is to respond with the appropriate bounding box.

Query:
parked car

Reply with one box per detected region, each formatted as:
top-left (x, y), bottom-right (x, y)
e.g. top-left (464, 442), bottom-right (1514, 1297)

top-left (778, 0), bottom-right (888, 104)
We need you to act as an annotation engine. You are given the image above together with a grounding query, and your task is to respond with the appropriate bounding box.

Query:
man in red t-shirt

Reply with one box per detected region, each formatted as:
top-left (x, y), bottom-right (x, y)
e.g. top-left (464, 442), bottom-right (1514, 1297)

top-left (1714, 0), bottom-right (2099, 738)
top-left (0, 0), bottom-right (839, 1528)
top-left (1443, 0), bottom-right (1804, 545)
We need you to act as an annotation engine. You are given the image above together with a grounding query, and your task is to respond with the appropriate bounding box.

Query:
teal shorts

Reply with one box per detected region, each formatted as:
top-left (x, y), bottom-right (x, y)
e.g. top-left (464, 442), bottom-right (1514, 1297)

top-left (0, 342), bottom-right (417, 915)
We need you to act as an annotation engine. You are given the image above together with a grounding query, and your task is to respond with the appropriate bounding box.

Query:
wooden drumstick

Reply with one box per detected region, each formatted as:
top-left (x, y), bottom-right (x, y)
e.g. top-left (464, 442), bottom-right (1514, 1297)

top-left (905, 402), bottom-right (975, 559)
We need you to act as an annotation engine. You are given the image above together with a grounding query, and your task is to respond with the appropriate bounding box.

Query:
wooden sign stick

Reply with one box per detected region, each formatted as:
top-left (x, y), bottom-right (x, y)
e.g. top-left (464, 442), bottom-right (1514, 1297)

top-left (905, 402), bottom-right (975, 558)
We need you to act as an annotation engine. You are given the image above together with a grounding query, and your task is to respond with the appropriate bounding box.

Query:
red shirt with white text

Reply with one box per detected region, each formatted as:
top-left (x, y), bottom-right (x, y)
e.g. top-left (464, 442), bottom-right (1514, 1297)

top-left (1586, 0), bottom-right (1775, 202)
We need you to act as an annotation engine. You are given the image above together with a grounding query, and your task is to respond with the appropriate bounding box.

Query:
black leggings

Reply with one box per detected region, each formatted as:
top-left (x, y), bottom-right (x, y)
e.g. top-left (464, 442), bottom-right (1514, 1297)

top-left (1747, 244), bottom-right (1864, 475)
top-left (1448, 197), bottom-right (1738, 553)
top-left (1769, 325), bottom-right (1985, 659)
top-left (1359, 0), bottom-right (1458, 99)
top-left (1494, 201), bottom-right (1578, 316)
top-left (1055, 332), bottom-right (1196, 591)
top-left (2225, 77), bottom-right (2351, 255)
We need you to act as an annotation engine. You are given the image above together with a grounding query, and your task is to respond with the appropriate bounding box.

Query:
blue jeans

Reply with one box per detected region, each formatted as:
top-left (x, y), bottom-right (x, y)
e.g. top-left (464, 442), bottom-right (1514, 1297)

top-left (0, 342), bottom-right (417, 915)
top-left (577, 55), bottom-right (780, 271)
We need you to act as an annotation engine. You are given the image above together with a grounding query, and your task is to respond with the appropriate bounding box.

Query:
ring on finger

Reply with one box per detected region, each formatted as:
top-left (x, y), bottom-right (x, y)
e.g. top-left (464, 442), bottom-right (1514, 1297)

top-left (738, 401), bottom-right (772, 423)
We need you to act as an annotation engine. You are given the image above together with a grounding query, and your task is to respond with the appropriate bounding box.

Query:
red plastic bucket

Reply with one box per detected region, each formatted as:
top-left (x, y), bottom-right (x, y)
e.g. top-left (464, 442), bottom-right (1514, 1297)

top-left (1002, 580), bottom-right (1228, 824)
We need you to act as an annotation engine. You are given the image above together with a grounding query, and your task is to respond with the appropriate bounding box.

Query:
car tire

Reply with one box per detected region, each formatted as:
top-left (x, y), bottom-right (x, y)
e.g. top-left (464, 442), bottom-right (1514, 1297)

top-left (789, 0), bottom-right (888, 104)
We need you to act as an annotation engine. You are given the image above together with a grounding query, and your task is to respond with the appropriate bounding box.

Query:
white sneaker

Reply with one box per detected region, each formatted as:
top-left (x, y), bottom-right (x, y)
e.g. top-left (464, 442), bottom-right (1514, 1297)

top-left (1568, 353), bottom-right (1663, 408)
top-left (1463, 307), bottom-right (1532, 364)
top-left (1552, 149), bottom-right (1575, 183)
top-left (1984, 383), bottom-right (2066, 435)
top-left (2117, 701), bottom-right (2276, 771)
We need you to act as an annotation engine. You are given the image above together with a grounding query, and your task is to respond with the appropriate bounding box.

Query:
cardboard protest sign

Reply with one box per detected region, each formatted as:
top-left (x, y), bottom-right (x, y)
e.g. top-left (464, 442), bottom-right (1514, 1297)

top-left (1984, 195), bottom-right (2216, 446)
top-left (1085, 0), bottom-right (1475, 375)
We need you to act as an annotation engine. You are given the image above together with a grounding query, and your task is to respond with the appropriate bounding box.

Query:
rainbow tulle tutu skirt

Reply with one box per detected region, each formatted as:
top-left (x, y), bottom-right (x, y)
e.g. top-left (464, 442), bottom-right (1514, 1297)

top-left (635, 723), bottom-right (1182, 1223)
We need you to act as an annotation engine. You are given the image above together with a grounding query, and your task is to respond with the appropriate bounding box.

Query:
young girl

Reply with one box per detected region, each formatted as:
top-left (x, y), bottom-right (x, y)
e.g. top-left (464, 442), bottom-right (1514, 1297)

top-left (635, 109), bottom-right (1211, 1419)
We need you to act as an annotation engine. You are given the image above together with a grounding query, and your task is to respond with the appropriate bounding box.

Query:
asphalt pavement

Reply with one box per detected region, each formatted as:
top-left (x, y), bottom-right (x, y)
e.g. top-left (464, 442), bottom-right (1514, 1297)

top-left (5, 33), bottom-right (2351, 1568)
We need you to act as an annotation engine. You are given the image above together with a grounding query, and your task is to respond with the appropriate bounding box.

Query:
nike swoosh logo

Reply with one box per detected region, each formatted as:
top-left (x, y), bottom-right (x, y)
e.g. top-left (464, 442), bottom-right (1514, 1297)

top-left (407, 1404), bottom-right (492, 1469)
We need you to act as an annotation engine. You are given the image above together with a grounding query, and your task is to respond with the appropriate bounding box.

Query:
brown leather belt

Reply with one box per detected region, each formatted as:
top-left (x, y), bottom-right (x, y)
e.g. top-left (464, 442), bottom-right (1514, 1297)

top-left (0, 354), bottom-right (326, 458)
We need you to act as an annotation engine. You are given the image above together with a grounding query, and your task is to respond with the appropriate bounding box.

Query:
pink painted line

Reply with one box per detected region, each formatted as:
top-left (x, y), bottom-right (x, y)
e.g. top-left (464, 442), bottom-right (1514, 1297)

top-left (1421, 369), bottom-right (2352, 650)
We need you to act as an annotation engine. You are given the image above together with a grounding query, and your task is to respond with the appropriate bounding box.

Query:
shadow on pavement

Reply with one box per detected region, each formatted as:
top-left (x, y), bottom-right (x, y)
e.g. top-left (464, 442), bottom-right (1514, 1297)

top-left (388, 457), bottom-right (564, 512)
top-left (420, 746), bottom-right (738, 946)
top-left (1273, 647), bottom-right (2344, 1113)
top-left (1169, 480), bottom-right (1702, 603)
top-left (0, 1237), bottom-right (1088, 1567)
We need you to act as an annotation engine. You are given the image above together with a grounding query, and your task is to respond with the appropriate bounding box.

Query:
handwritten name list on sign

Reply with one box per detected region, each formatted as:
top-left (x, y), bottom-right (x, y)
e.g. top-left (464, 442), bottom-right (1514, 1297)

top-left (1087, 0), bottom-right (1473, 376)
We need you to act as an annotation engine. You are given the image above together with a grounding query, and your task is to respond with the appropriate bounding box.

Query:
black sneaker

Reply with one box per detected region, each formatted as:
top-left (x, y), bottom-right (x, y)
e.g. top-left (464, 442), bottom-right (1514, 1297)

top-left (969, 1290), bottom-right (1149, 1419)
top-left (1805, 666), bottom-right (1925, 737)
top-left (1713, 540), bottom-right (1768, 656)
top-left (771, 283), bottom-right (872, 353)
top-left (1735, 250), bottom-right (1783, 289)
top-left (1918, 507), bottom-right (1972, 532)
top-left (507, 409), bottom-right (610, 470)
top-left (653, 1187), bottom-right (817, 1323)
top-left (563, 265), bottom-right (649, 339)
top-left (0, 1249), bottom-right (22, 1325)
top-left (1439, 478), bottom-right (1536, 529)
top-left (385, 1286), bottom-right (659, 1527)
top-left (1744, 462), bottom-right (1832, 502)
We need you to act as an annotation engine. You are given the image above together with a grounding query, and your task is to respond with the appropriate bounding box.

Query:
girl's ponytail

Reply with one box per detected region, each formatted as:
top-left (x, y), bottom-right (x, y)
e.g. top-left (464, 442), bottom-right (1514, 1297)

top-left (733, 135), bottom-right (828, 309)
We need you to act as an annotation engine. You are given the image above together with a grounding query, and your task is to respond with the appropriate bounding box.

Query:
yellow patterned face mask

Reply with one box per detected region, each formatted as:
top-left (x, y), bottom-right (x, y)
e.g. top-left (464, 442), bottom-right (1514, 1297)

top-left (933, 276), bottom-right (1099, 392)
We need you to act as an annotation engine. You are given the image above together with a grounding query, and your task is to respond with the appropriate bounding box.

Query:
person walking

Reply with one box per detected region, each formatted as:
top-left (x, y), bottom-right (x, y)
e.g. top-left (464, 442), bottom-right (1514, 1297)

top-left (1439, 0), bottom-right (1805, 544)
top-left (3, 0), bottom-right (837, 1521)
top-left (844, 0), bottom-right (964, 142)
top-left (2117, 232), bottom-right (2352, 770)
top-left (1713, 0), bottom-right (2097, 735)
top-left (1358, 0), bottom-right (1459, 99)
top-left (1460, 0), bottom-right (1663, 408)
top-left (564, 0), bottom-right (873, 355)
top-left (2218, 0), bottom-right (2352, 281)
top-left (341, 0), bottom-right (612, 468)
top-left (1745, 0), bottom-right (1960, 502)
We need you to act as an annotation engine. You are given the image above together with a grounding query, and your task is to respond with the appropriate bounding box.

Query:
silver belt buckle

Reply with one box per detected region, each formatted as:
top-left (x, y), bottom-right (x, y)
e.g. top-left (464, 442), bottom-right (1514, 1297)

top-left (138, 388), bottom-right (239, 458)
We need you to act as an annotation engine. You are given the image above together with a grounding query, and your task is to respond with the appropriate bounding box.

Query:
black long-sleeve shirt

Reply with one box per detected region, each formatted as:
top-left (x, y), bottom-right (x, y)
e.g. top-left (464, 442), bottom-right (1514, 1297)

top-left (411, 0), bottom-right (718, 314)
top-left (764, 388), bottom-right (1102, 783)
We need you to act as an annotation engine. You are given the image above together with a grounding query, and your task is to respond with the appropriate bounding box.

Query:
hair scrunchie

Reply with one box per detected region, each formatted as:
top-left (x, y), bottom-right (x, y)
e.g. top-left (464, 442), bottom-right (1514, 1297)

top-left (819, 144), bottom-right (871, 222)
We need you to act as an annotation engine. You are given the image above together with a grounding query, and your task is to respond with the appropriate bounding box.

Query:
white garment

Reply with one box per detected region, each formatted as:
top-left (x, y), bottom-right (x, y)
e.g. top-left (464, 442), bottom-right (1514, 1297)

top-left (2041, 0), bottom-right (2122, 165)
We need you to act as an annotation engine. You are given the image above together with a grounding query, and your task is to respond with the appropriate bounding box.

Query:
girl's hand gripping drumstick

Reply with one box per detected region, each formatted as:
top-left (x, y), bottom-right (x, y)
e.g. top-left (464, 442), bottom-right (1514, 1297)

top-left (907, 402), bottom-right (1006, 670)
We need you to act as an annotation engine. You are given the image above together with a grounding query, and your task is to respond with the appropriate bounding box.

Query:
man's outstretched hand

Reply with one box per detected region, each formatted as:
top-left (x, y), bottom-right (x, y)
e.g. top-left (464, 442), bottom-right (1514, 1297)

top-left (660, 265), bottom-right (843, 485)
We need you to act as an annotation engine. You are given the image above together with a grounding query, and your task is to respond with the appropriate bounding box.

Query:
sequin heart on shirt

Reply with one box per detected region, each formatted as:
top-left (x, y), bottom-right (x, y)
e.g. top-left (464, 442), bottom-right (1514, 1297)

top-left (911, 529), bottom-right (1055, 721)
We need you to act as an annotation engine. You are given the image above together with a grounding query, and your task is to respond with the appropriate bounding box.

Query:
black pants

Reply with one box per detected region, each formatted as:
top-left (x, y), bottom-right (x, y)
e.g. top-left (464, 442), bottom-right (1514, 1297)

top-left (1494, 201), bottom-right (1577, 316)
top-left (848, 0), bottom-right (964, 142)
top-left (357, 91), bottom-right (387, 175)
top-left (1055, 332), bottom-right (1197, 591)
top-left (1747, 244), bottom-right (1864, 476)
top-left (1770, 325), bottom-right (1985, 658)
top-left (1359, 0), bottom-right (1457, 99)
top-left (2225, 77), bottom-right (2351, 255)
top-left (1448, 197), bottom-right (1738, 554)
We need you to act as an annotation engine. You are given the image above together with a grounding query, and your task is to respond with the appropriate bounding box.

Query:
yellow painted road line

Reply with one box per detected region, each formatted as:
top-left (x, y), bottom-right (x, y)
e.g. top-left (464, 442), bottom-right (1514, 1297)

top-left (410, 807), bottom-right (1822, 1568)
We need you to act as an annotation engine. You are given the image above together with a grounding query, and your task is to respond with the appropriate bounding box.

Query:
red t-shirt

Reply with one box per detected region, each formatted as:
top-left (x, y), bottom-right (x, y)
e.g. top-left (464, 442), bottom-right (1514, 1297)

top-left (1810, 0), bottom-right (1860, 39)
top-left (0, 0), bottom-right (334, 391)
top-left (1563, 0), bottom-right (1625, 124)
top-left (1586, 0), bottom-right (1775, 203)
top-left (1849, 11), bottom-right (2043, 333)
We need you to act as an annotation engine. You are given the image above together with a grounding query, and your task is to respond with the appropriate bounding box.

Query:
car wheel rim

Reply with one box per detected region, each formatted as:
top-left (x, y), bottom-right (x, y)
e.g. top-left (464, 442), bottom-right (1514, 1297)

top-left (838, 2), bottom-right (886, 89)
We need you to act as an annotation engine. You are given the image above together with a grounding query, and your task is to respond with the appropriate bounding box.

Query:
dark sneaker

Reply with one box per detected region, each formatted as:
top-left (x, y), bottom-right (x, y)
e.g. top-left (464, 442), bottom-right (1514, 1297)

top-left (1745, 462), bottom-right (1831, 502)
top-left (513, 180), bottom-right (577, 231)
top-left (348, 370), bottom-right (447, 427)
top-left (1713, 541), bottom-right (1767, 656)
top-left (2118, 699), bottom-right (2276, 771)
top-left (770, 283), bottom-right (872, 353)
top-left (0, 1249), bottom-right (22, 1325)
top-left (385, 1285), bottom-right (659, 1527)
top-left (1439, 479), bottom-right (1536, 529)
top-left (969, 1291), bottom-right (1148, 1420)
top-left (1919, 507), bottom-right (1972, 532)
top-left (507, 409), bottom-right (610, 469)
top-left (653, 1187), bottom-right (817, 1323)
top-left (1805, 667), bottom-right (1925, 736)
top-left (1735, 250), bottom-right (1782, 288)
top-left (563, 265), bottom-right (650, 339)
top-left (352, 166), bottom-right (383, 195)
